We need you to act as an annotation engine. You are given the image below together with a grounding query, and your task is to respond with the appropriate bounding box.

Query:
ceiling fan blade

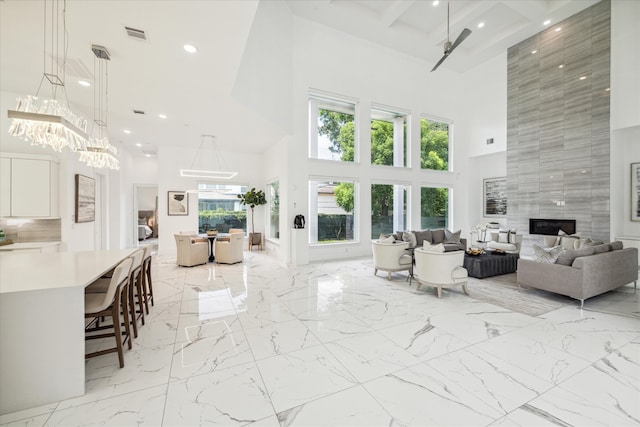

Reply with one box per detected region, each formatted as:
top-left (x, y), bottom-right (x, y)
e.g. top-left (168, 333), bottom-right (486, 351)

top-left (430, 28), bottom-right (471, 72)
top-left (431, 53), bottom-right (449, 72)
top-left (448, 28), bottom-right (471, 53)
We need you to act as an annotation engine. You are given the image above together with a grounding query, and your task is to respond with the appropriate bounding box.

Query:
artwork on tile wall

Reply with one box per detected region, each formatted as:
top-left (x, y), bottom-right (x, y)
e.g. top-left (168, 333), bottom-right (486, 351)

top-left (168, 191), bottom-right (189, 216)
top-left (75, 174), bottom-right (95, 223)
top-left (484, 177), bottom-right (507, 217)
top-left (632, 163), bottom-right (640, 222)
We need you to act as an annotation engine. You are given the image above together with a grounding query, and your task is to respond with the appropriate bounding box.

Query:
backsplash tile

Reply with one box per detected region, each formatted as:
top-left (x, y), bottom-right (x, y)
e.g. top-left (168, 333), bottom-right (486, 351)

top-left (0, 218), bottom-right (61, 242)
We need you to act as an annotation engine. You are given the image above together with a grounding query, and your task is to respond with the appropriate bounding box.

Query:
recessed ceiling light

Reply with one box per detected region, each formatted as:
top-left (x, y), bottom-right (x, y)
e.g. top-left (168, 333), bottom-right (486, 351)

top-left (558, 64), bottom-right (564, 68)
top-left (531, 50), bottom-right (538, 54)
top-left (579, 76), bottom-right (587, 80)
top-left (432, 1), bottom-right (439, 6)
top-left (581, 170), bottom-right (587, 173)
top-left (158, 114), bottom-right (167, 119)
top-left (78, 80), bottom-right (91, 87)
top-left (605, 88), bottom-right (610, 91)
top-left (135, 143), bottom-right (142, 147)
top-left (477, 22), bottom-right (485, 28)
top-left (145, 153), bottom-right (151, 158)
top-left (555, 27), bottom-right (562, 32)
top-left (183, 44), bottom-right (197, 53)
top-left (543, 20), bottom-right (551, 26)
top-left (123, 129), bottom-right (131, 134)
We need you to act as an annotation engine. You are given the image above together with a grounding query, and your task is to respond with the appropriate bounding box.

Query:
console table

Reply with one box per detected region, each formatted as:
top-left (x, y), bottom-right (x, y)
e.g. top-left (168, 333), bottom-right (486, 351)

top-left (463, 251), bottom-right (519, 279)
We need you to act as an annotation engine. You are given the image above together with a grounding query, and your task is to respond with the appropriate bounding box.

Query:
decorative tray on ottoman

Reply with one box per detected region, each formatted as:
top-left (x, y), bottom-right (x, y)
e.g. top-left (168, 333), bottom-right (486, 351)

top-left (466, 248), bottom-right (485, 256)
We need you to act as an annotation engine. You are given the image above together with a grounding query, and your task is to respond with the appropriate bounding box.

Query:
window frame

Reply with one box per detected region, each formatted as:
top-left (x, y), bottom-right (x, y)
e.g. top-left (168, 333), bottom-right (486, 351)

top-left (308, 92), bottom-right (359, 163)
top-left (419, 114), bottom-right (453, 172)
top-left (370, 105), bottom-right (410, 169)
top-left (308, 177), bottom-right (359, 245)
top-left (267, 180), bottom-right (280, 241)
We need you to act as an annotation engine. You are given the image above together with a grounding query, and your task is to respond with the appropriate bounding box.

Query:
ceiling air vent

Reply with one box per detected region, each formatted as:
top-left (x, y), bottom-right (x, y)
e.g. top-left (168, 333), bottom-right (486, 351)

top-left (124, 26), bottom-right (148, 42)
top-left (133, 110), bottom-right (145, 115)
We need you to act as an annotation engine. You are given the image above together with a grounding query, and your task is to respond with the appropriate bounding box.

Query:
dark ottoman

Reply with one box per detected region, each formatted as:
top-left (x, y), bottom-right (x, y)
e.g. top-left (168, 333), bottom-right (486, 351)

top-left (463, 252), bottom-right (519, 279)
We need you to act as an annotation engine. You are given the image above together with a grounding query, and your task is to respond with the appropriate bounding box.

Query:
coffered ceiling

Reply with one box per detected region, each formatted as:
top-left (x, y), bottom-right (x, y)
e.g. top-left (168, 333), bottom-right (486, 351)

top-left (0, 0), bottom-right (598, 158)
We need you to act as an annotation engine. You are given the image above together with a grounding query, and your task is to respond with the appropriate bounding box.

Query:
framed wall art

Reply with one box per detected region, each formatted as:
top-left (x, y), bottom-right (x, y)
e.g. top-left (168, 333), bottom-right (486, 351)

top-left (75, 174), bottom-right (95, 223)
top-left (168, 191), bottom-right (189, 216)
top-left (484, 177), bottom-right (507, 217)
top-left (632, 162), bottom-right (640, 221)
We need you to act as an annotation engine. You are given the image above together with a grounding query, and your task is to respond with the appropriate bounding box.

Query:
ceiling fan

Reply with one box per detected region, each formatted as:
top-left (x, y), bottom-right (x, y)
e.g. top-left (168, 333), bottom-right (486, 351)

top-left (431, 2), bottom-right (472, 72)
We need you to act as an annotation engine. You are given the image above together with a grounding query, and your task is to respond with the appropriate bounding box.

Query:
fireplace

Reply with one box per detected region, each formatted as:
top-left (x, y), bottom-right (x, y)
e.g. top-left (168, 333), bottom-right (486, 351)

top-left (529, 219), bottom-right (576, 236)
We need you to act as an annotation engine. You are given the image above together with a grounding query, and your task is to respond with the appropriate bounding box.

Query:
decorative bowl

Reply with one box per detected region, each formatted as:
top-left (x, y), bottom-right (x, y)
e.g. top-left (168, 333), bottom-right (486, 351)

top-left (466, 248), bottom-right (485, 256)
top-left (206, 230), bottom-right (218, 236)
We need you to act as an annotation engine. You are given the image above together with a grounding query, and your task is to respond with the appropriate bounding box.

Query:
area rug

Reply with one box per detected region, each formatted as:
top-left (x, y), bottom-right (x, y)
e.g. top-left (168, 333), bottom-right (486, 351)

top-left (466, 273), bottom-right (572, 317)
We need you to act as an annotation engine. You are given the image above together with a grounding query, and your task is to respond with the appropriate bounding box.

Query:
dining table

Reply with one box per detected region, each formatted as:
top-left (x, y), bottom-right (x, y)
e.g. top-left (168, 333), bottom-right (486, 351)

top-left (0, 248), bottom-right (137, 415)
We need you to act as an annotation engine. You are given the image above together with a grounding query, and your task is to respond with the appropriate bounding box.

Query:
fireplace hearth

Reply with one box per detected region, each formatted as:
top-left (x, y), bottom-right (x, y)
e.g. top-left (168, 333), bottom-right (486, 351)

top-left (529, 219), bottom-right (576, 236)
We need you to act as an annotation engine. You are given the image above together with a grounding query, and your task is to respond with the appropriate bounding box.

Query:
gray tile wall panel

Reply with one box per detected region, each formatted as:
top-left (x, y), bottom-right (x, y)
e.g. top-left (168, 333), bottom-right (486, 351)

top-left (506, 0), bottom-right (610, 241)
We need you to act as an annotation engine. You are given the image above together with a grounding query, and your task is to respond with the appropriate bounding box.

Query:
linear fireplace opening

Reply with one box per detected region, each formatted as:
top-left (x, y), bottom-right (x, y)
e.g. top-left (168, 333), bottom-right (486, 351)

top-left (529, 218), bottom-right (576, 236)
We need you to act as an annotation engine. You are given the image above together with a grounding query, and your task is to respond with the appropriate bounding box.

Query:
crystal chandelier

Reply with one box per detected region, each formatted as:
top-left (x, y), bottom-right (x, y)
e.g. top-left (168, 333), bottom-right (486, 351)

top-left (180, 135), bottom-right (237, 179)
top-left (7, 0), bottom-right (89, 152)
top-left (78, 45), bottom-right (119, 170)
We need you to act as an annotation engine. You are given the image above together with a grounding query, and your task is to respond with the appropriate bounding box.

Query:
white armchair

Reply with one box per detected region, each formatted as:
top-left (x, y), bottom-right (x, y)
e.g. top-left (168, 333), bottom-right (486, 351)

top-left (414, 248), bottom-right (468, 298)
top-left (214, 232), bottom-right (244, 264)
top-left (174, 234), bottom-right (208, 267)
top-left (372, 240), bottom-right (413, 280)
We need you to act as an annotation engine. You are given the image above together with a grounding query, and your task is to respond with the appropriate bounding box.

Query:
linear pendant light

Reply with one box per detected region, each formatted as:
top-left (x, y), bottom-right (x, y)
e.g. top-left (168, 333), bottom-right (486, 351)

top-left (180, 134), bottom-right (237, 180)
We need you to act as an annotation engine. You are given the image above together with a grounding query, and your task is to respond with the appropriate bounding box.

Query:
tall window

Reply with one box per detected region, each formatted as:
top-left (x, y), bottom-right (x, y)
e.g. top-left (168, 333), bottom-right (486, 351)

top-left (309, 180), bottom-right (356, 244)
top-left (268, 181), bottom-right (280, 239)
top-left (371, 183), bottom-right (407, 239)
top-left (420, 117), bottom-right (450, 171)
top-left (421, 186), bottom-right (449, 229)
top-left (371, 108), bottom-right (407, 167)
top-left (197, 183), bottom-right (247, 233)
top-left (309, 95), bottom-right (356, 162)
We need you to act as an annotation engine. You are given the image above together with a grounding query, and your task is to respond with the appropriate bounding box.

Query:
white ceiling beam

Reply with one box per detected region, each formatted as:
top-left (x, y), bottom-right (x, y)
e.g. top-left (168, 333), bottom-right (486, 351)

top-left (380, 0), bottom-right (416, 27)
top-left (500, 0), bottom-right (547, 24)
top-left (425, 1), bottom-right (497, 44)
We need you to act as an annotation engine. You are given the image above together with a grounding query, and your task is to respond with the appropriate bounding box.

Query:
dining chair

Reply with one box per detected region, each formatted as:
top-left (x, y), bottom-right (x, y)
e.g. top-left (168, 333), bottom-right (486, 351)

top-left (128, 249), bottom-right (146, 338)
top-left (84, 258), bottom-right (133, 368)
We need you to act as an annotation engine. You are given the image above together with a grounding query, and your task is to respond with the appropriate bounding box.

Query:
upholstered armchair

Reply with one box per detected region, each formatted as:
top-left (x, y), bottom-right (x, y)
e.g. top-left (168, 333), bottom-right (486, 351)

top-left (371, 240), bottom-right (413, 280)
top-left (214, 232), bottom-right (244, 264)
top-left (414, 248), bottom-right (468, 298)
top-left (174, 234), bottom-right (208, 267)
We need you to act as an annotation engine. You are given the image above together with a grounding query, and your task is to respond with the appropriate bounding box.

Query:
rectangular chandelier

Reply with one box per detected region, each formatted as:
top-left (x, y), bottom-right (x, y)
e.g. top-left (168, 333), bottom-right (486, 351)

top-left (180, 169), bottom-right (237, 179)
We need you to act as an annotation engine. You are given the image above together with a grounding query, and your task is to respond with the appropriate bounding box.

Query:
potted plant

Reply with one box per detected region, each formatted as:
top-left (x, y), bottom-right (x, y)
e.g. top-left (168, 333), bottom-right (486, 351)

top-left (237, 187), bottom-right (267, 248)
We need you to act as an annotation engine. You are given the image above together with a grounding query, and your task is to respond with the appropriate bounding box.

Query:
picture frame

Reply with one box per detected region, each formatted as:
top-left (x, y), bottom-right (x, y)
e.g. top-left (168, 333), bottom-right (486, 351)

top-left (632, 163), bottom-right (640, 221)
top-left (168, 191), bottom-right (189, 216)
top-left (75, 174), bottom-right (95, 223)
top-left (484, 177), bottom-right (507, 217)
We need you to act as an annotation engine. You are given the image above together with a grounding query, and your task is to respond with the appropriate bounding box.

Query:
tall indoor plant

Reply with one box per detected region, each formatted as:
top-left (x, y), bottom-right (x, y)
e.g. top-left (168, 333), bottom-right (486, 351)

top-left (237, 187), bottom-right (267, 247)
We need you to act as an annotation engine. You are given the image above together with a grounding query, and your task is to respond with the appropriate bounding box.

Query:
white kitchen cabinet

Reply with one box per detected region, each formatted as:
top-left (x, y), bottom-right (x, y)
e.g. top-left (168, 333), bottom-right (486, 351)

top-left (0, 154), bottom-right (59, 217)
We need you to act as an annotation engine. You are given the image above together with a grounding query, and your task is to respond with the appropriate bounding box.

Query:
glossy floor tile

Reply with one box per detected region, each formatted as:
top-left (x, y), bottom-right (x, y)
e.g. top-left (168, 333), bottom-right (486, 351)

top-left (1, 251), bottom-right (638, 426)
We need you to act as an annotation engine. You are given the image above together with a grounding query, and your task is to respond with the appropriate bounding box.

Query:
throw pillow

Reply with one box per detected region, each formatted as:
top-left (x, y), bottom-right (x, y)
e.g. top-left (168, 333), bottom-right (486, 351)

top-left (532, 244), bottom-right (563, 263)
top-left (543, 236), bottom-right (560, 247)
top-left (498, 231), bottom-right (509, 243)
top-left (402, 231), bottom-right (417, 248)
top-left (556, 246), bottom-right (595, 266)
top-left (560, 236), bottom-right (580, 250)
top-left (379, 235), bottom-right (395, 243)
top-left (444, 229), bottom-right (461, 243)
top-left (431, 228), bottom-right (446, 244)
top-left (593, 244), bottom-right (610, 254)
top-left (425, 243), bottom-right (445, 253)
top-left (413, 230), bottom-right (432, 246)
top-left (608, 241), bottom-right (623, 251)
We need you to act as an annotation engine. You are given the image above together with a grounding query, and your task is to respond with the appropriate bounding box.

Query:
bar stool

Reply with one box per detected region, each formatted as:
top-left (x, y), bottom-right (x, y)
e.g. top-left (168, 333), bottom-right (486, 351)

top-left (141, 246), bottom-right (154, 314)
top-left (128, 249), bottom-right (146, 338)
top-left (85, 258), bottom-right (133, 368)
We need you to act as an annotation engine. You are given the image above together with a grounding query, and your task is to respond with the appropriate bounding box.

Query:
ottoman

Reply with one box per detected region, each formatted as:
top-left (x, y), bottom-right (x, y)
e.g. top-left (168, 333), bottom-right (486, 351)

top-left (463, 252), bottom-right (519, 279)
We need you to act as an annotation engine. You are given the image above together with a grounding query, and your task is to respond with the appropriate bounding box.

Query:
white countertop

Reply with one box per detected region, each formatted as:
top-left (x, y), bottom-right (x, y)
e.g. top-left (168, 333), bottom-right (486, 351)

top-left (0, 241), bottom-right (61, 251)
top-left (0, 249), bottom-right (137, 294)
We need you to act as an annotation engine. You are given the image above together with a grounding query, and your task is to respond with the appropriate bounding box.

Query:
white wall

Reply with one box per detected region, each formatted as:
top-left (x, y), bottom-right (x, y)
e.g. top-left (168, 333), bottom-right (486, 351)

top-left (262, 137), bottom-right (288, 263)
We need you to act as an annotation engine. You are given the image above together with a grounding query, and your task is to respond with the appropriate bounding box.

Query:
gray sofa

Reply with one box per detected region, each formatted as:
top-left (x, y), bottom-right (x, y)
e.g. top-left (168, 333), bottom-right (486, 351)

top-left (517, 247), bottom-right (638, 307)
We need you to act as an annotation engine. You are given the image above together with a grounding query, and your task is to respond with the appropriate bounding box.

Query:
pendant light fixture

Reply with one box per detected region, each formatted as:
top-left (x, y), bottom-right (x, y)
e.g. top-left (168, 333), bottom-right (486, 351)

top-left (7, 0), bottom-right (89, 152)
top-left (180, 134), bottom-right (237, 180)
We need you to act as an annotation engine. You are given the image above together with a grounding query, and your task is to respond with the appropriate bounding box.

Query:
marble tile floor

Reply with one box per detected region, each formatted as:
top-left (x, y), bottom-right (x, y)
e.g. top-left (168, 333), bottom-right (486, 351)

top-left (1, 251), bottom-right (639, 426)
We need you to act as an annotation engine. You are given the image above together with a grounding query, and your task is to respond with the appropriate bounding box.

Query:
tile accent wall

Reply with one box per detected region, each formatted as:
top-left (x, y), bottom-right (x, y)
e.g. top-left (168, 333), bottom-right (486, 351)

top-left (0, 218), bottom-right (61, 243)
top-left (507, 0), bottom-right (610, 241)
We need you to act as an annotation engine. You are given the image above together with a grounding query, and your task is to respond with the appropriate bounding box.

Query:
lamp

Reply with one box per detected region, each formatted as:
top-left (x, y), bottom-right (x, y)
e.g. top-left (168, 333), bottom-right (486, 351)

top-left (180, 135), bottom-right (237, 180)
top-left (7, 0), bottom-right (89, 152)
top-left (78, 45), bottom-right (119, 170)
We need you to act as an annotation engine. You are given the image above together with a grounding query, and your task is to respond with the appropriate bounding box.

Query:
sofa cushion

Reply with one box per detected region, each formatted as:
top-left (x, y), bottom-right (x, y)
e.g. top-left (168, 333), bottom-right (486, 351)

top-left (487, 241), bottom-right (518, 252)
top-left (444, 229), bottom-right (461, 243)
top-left (532, 244), bottom-right (563, 263)
top-left (402, 231), bottom-right (417, 248)
top-left (593, 243), bottom-right (611, 254)
top-left (395, 231), bottom-right (405, 241)
top-left (431, 229), bottom-right (446, 244)
top-left (608, 241), bottom-right (623, 251)
top-left (556, 246), bottom-right (595, 266)
top-left (443, 243), bottom-right (464, 252)
top-left (413, 230), bottom-right (432, 246)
